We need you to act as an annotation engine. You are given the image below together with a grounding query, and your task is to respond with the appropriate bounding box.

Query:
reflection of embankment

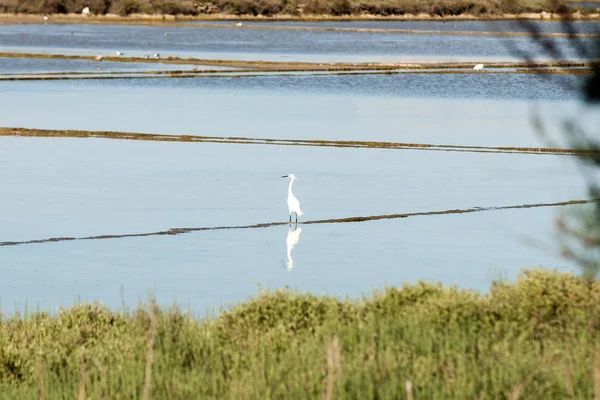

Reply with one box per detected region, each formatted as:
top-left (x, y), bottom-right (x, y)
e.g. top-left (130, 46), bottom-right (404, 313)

top-left (0, 199), bottom-right (593, 247)
top-left (1, 127), bottom-right (597, 156)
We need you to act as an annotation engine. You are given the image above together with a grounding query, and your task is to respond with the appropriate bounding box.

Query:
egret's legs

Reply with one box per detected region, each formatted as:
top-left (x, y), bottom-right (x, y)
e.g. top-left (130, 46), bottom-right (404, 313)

top-left (295, 213), bottom-right (298, 224)
top-left (289, 214), bottom-right (292, 225)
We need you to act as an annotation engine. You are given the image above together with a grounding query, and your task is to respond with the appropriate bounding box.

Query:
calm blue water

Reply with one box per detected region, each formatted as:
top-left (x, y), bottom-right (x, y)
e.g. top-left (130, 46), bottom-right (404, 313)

top-left (0, 21), bottom-right (594, 314)
top-left (0, 209), bottom-right (578, 314)
top-left (0, 137), bottom-right (585, 313)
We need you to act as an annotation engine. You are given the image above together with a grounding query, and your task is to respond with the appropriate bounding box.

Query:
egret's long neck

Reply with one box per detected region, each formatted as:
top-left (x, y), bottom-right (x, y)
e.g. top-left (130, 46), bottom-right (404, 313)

top-left (288, 179), bottom-right (294, 196)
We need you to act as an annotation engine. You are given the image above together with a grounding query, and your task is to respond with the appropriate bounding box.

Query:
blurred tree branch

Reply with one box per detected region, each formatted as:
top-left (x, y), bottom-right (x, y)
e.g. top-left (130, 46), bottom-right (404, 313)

top-left (506, 10), bottom-right (599, 277)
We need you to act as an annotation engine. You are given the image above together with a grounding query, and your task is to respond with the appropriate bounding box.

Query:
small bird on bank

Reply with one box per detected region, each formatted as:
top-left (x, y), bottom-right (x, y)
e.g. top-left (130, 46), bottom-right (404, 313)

top-left (153, 53), bottom-right (160, 59)
top-left (43, 15), bottom-right (49, 21)
top-left (473, 63), bottom-right (484, 71)
top-left (282, 174), bottom-right (303, 224)
top-left (115, 50), bottom-right (123, 56)
top-left (236, 22), bottom-right (243, 27)
top-left (81, 6), bottom-right (90, 15)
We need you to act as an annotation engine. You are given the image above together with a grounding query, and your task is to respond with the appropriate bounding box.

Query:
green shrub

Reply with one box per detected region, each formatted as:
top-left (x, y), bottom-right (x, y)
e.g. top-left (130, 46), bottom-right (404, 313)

top-left (2, 269), bottom-right (600, 398)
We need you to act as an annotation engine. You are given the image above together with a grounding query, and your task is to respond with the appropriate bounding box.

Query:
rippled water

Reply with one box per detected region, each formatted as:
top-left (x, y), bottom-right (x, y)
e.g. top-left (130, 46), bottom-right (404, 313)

top-left (0, 73), bottom-right (584, 147)
top-left (0, 23), bottom-right (595, 62)
top-left (191, 19), bottom-right (600, 34)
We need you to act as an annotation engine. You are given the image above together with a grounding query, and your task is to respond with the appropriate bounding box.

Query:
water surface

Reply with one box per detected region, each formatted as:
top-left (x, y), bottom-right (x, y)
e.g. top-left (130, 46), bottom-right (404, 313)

top-left (0, 23), bottom-right (594, 63)
top-left (192, 19), bottom-right (600, 34)
top-left (0, 73), bottom-right (586, 147)
top-left (0, 137), bottom-right (584, 313)
top-left (0, 56), bottom-right (235, 74)
top-left (0, 21), bottom-right (592, 314)
top-left (0, 208), bottom-right (576, 314)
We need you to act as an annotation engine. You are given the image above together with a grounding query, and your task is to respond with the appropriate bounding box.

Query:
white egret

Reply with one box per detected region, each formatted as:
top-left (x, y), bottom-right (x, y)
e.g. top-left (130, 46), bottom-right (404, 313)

top-left (153, 53), bottom-right (160, 59)
top-left (115, 50), bottom-right (123, 56)
top-left (81, 6), bottom-right (90, 15)
top-left (236, 22), bottom-right (243, 26)
top-left (473, 63), bottom-right (484, 71)
top-left (281, 174), bottom-right (303, 224)
top-left (43, 15), bottom-right (49, 21)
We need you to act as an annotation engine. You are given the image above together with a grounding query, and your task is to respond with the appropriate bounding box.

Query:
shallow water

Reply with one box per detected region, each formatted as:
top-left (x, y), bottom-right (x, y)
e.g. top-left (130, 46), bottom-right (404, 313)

top-left (0, 23), bottom-right (594, 63)
top-left (0, 137), bottom-right (585, 239)
top-left (0, 208), bottom-right (577, 314)
top-left (0, 73), bottom-right (585, 148)
top-left (0, 137), bottom-right (585, 312)
top-left (0, 20), bottom-right (594, 314)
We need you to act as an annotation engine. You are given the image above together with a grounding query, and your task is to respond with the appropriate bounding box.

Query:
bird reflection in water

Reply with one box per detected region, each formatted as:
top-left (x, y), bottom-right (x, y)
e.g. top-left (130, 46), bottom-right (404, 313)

top-left (286, 227), bottom-right (302, 271)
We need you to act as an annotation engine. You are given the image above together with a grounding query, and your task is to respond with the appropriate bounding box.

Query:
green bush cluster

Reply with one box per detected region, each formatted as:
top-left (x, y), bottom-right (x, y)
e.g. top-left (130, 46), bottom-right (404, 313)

top-left (1, 269), bottom-right (600, 398)
top-left (0, 270), bottom-right (600, 399)
top-left (0, 0), bottom-right (581, 17)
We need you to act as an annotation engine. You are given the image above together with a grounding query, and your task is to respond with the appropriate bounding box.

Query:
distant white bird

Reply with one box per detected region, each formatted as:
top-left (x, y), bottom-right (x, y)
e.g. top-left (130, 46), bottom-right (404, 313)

top-left (115, 50), bottom-right (123, 56)
top-left (282, 174), bottom-right (303, 224)
top-left (236, 22), bottom-right (243, 27)
top-left (81, 6), bottom-right (90, 15)
top-left (153, 53), bottom-right (160, 59)
top-left (473, 63), bottom-right (484, 71)
top-left (43, 15), bottom-right (49, 21)
top-left (286, 227), bottom-right (302, 270)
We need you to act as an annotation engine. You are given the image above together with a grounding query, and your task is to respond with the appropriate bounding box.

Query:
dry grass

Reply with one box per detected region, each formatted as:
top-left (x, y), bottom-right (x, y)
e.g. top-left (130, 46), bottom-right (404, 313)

top-left (142, 302), bottom-right (158, 400)
top-left (324, 335), bottom-right (341, 400)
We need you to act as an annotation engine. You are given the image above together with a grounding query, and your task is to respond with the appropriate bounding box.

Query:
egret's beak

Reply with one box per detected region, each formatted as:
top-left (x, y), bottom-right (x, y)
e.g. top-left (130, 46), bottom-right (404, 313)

top-left (281, 175), bottom-right (288, 178)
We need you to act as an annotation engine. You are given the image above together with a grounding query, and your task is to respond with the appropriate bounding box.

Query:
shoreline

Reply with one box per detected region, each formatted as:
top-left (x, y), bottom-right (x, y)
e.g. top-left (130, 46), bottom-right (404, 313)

top-left (1, 11), bottom-right (599, 24)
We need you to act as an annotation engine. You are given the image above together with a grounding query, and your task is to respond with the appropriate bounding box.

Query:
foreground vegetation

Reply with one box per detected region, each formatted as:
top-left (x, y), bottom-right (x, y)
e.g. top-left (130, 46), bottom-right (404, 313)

top-left (1, 269), bottom-right (600, 398)
top-left (0, 0), bottom-right (595, 18)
